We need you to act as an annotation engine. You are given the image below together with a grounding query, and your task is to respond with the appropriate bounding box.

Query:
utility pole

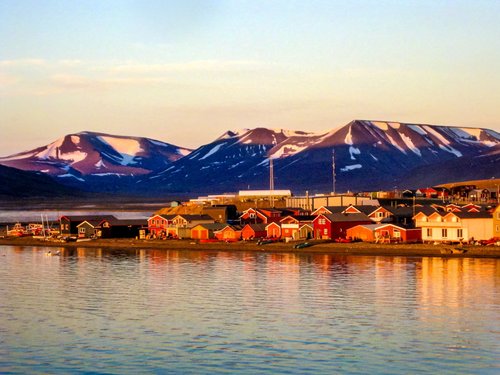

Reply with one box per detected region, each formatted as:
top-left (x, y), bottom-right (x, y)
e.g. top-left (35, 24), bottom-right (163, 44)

top-left (332, 148), bottom-right (336, 195)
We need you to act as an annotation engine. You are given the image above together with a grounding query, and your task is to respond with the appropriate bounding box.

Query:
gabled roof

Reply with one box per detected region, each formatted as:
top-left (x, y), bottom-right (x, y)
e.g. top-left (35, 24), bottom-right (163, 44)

top-left (192, 223), bottom-right (226, 231)
top-left (317, 212), bottom-right (372, 222)
top-left (103, 218), bottom-right (146, 226)
top-left (61, 215), bottom-right (117, 222)
top-left (217, 224), bottom-right (243, 231)
top-left (148, 214), bottom-right (176, 220)
top-left (76, 219), bottom-right (104, 228)
top-left (175, 214), bottom-right (214, 221)
top-left (311, 206), bottom-right (347, 215)
top-left (344, 205), bottom-right (379, 215)
top-left (351, 223), bottom-right (419, 231)
top-left (243, 223), bottom-right (267, 232)
top-left (350, 223), bottom-right (387, 231)
top-left (414, 206), bottom-right (439, 216)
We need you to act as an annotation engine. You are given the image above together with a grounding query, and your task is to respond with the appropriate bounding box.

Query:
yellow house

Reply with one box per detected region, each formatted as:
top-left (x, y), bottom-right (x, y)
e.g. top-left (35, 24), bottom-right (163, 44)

top-left (493, 205), bottom-right (500, 238)
top-left (414, 211), bottom-right (493, 243)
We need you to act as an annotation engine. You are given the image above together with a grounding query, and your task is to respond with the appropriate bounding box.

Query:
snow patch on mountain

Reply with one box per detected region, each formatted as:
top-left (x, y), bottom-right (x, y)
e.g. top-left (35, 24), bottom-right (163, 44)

top-left (61, 151), bottom-right (88, 163)
top-left (344, 126), bottom-right (353, 145)
top-left (271, 144), bottom-right (309, 159)
top-left (439, 144), bottom-right (462, 157)
top-left (423, 126), bottom-right (450, 145)
top-left (57, 173), bottom-right (85, 182)
top-left (95, 159), bottom-right (106, 168)
top-left (349, 146), bottom-right (361, 160)
top-left (70, 135), bottom-right (81, 144)
top-left (386, 134), bottom-right (406, 154)
top-left (341, 164), bottom-right (362, 172)
top-left (400, 133), bottom-right (421, 156)
top-left (199, 143), bottom-right (226, 160)
top-left (372, 121), bottom-right (389, 131)
top-left (408, 125), bottom-right (427, 136)
top-left (98, 136), bottom-right (142, 165)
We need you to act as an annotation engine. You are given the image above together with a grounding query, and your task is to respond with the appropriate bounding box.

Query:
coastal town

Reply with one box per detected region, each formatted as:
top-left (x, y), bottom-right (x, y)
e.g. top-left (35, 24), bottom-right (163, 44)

top-left (1, 183), bottom-right (499, 254)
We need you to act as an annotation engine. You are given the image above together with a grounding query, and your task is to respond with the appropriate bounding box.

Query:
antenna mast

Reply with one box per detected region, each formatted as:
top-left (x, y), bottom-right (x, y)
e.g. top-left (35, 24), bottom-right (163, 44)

top-left (332, 148), bottom-right (336, 195)
top-left (269, 157), bottom-right (274, 207)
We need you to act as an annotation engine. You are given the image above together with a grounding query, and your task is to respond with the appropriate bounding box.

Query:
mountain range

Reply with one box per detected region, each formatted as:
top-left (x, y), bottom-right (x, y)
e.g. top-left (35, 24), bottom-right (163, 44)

top-left (1, 120), bottom-right (499, 197)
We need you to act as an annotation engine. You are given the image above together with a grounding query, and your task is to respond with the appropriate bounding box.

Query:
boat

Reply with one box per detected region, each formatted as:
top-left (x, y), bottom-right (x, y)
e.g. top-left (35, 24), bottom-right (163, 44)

top-left (7, 222), bottom-right (29, 237)
top-left (293, 242), bottom-right (312, 249)
top-left (441, 247), bottom-right (467, 254)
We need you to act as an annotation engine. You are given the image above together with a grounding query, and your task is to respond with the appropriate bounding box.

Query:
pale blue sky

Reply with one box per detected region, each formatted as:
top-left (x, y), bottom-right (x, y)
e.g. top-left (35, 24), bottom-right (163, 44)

top-left (1, 0), bottom-right (499, 155)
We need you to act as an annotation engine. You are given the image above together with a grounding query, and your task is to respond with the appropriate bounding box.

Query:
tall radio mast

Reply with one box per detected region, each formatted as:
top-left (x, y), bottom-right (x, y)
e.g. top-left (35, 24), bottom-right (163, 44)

top-left (332, 148), bottom-right (336, 195)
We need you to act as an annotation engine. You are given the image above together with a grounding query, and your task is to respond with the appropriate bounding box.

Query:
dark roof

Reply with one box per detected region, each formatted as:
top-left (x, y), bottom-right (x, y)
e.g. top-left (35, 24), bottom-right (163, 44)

top-left (413, 206), bottom-right (438, 216)
top-left (61, 215), bottom-right (117, 222)
top-left (323, 212), bottom-right (372, 222)
top-left (381, 206), bottom-right (415, 216)
top-left (322, 206), bottom-right (347, 213)
top-left (76, 219), bottom-right (103, 227)
top-left (149, 214), bottom-right (176, 220)
top-left (348, 205), bottom-right (379, 215)
top-left (193, 223), bottom-right (226, 230)
top-left (244, 223), bottom-right (267, 232)
top-left (177, 214), bottom-right (214, 221)
top-left (104, 218), bottom-right (147, 226)
top-left (451, 212), bottom-right (492, 219)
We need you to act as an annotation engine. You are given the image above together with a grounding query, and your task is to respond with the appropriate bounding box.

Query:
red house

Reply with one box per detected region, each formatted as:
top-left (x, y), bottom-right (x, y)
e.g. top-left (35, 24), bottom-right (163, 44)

top-left (147, 214), bottom-right (175, 237)
top-left (312, 213), bottom-right (372, 240)
top-left (240, 208), bottom-right (270, 224)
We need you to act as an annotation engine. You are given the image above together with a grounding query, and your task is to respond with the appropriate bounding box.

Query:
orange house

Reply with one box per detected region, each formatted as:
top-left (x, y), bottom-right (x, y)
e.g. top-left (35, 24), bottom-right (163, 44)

top-left (215, 225), bottom-right (242, 241)
top-left (191, 223), bottom-right (226, 240)
top-left (265, 222), bottom-right (281, 238)
top-left (347, 224), bottom-right (422, 243)
top-left (241, 223), bottom-right (267, 240)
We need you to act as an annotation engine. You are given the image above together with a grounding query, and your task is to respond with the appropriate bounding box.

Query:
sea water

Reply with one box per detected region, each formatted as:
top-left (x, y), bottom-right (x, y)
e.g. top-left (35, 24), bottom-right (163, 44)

top-left (0, 246), bottom-right (498, 374)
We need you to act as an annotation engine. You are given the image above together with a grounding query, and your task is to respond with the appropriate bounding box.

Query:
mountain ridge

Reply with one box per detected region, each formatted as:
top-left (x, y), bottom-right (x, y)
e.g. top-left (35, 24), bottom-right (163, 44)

top-left (1, 120), bottom-right (499, 195)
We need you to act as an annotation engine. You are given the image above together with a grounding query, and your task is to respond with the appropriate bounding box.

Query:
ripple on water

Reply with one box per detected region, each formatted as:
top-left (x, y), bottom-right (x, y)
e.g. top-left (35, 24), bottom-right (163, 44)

top-left (0, 246), bottom-right (498, 374)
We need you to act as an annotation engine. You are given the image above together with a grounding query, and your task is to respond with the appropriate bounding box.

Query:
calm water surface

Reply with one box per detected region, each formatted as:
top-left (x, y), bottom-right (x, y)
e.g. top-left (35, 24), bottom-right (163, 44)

top-left (0, 246), bottom-right (498, 374)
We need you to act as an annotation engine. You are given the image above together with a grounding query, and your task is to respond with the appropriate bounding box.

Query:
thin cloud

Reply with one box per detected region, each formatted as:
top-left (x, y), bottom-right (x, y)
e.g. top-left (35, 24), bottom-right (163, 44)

top-left (0, 59), bottom-right (47, 67)
top-left (110, 60), bottom-right (271, 74)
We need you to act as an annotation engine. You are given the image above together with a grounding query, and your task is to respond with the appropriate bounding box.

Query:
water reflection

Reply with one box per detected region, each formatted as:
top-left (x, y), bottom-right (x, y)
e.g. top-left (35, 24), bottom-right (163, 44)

top-left (0, 246), bottom-right (498, 374)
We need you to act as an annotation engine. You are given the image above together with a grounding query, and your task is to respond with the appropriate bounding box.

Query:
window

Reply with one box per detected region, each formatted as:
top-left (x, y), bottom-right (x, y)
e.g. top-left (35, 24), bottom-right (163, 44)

top-left (79, 227), bottom-right (85, 234)
top-left (427, 228), bottom-right (432, 237)
top-left (442, 229), bottom-right (448, 238)
top-left (323, 228), bottom-right (328, 235)
top-left (457, 229), bottom-right (463, 238)
top-left (393, 230), bottom-right (401, 238)
top-left (318, 218), bottom-right (326, 225)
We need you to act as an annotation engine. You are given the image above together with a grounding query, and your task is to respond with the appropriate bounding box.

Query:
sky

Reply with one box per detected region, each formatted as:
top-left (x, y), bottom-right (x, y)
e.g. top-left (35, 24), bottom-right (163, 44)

top-left (1, 0), bottom-right (499, 156)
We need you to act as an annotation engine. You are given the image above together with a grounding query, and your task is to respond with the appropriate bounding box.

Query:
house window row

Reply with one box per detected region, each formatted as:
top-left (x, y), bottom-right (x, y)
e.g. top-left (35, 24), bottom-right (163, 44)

top-left (425, 228), bottom-right (463, 239)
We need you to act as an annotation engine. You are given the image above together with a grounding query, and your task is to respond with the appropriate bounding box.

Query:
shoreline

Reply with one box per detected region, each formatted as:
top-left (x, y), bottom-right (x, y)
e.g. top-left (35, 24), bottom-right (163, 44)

top-left (1, 237), bottom-right (499, 258)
